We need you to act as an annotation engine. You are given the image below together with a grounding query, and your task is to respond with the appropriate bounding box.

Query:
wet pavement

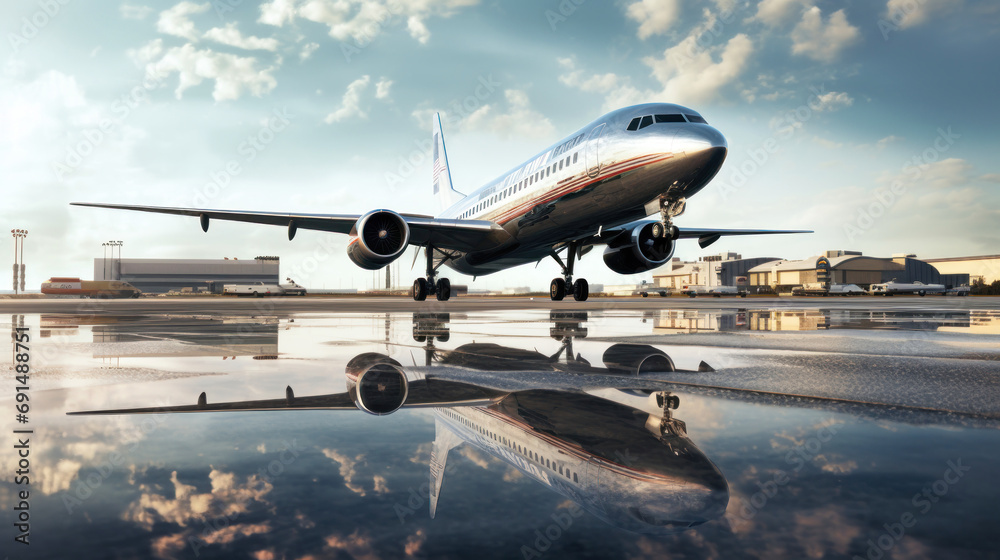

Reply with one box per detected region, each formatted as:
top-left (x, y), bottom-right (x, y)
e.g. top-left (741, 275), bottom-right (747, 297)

top-left (2, 302), bottom-right (999, 559)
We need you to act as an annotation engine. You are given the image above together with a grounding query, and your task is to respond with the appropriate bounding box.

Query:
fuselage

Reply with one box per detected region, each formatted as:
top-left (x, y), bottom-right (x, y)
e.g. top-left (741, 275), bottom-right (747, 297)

top-left (439, 103), bottom-right (728, 276)
top-left (435, 391), bottom-right (729, 534)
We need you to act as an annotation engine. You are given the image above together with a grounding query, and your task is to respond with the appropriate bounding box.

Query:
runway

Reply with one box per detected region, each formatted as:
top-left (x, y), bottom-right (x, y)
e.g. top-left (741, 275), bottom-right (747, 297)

top-left (4, 298), bottom-right (999, 559)
top-left (2, 294), bottom-right (998, 315)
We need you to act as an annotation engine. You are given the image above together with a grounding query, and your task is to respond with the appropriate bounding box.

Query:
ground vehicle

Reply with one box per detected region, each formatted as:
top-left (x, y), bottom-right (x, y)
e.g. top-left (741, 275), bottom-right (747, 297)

top-left (223, 282), bottom-right (284, 297)
top-left (792, 283), bottom-right (866, 296)
top-left (41, 277), bottom-right (141, 298)
top-left (869, 280), bottom-right (946, 296)
top-left (636, 281), bottom-right (670, 297)
top-left (707, 285), bottom-right (747, 298)
top-left (946, 285), bottom-right (971, 296)
top-left (279, 279), bottom-right (307, 296)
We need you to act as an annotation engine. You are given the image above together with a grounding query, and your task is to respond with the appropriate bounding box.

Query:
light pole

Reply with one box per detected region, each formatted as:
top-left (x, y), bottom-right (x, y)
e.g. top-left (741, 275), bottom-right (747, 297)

top-left (102, 242), bottom-right (108, 280)
top-left (106, 240), bottom-right (122, 280)
top-left (11, 229), bottom-right (26, 294)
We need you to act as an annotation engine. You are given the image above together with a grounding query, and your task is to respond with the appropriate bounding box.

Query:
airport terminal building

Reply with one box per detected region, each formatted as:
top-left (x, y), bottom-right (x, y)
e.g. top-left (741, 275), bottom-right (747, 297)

top-left (746, 251), bottom-right (970, 293)
top-left (652, 252), bottom-right (782, 290)
top-left (94, 256), bottom-right (280, 294)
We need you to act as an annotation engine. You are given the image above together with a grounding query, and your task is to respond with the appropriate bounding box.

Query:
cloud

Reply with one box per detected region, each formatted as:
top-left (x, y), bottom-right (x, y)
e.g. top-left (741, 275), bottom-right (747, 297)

top-left (292, 0), bottom-right (478, 44)
top-left (626, 0), bottom-right (681, 39)
top-left (460, 89), bottom-right (556, 140)
top-left (811, 91), bottom-right (853, 112)
top-left (884, 0), bottom-right (962, 30)
top-left (157, 1), bottom-right (210, 41)
top-left (325, 75), bottom-right (372, 123)
top-left (300, 41), bottom-right (320, 60)
top-left (258, 0), bottom-right (298, 26)
top-left (791, 7), bottom-right (861, 62)
top-left (375, 77), bottom-right (393, 100)
top-left (121, 4), bottom-right (154, 20)
top-left (559, 10), bottom-right (754, 109)
top-left (203, 23), bottom-right (280, 51)
top-left (752, 0), bottom-right (809, 27)
top-left (405, 529), bottom-right (427, 557)
top-left (142, 42), bottom-right (278, 101)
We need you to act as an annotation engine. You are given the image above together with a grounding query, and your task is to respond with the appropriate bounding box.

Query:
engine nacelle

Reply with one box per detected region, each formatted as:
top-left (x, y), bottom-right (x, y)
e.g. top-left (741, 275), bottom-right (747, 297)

top-left (345, 353), bottom-right (408, 415)
top-left (602, 222), bottom-right (676, 274)
top-left (347, 210), bottom-right (410, 270)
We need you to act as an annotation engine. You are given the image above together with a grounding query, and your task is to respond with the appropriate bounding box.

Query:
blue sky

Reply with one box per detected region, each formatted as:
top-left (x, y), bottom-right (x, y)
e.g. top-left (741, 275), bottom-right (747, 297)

top-left (2, 0), bottom-right (998, 290)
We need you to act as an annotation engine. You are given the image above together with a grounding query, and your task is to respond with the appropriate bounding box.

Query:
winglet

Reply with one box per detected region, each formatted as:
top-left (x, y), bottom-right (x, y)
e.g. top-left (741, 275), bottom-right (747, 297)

top-left (432, 113), bottom-right (465, 212)
top-left (428, 416), bottom-right (463, 519)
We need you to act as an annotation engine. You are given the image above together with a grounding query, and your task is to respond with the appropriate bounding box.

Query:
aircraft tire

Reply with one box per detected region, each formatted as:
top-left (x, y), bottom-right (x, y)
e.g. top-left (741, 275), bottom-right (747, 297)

top-left (436, 278), bottom-right (451, 301)
top-left (550, 278), bottom-right (566, 301)
top-left (412, 278), bottom-right (428, 301)
top-left (573, 278), bottom-right (589, 301)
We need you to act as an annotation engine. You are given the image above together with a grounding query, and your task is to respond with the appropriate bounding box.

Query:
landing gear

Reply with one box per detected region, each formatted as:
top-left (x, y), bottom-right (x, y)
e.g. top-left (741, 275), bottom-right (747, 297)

top-left (549, 241), bottom-right (590, 301)
top-left (653, 195), bottom-right (684, 242)
top-left (411, 246), bottom-right (454, 302)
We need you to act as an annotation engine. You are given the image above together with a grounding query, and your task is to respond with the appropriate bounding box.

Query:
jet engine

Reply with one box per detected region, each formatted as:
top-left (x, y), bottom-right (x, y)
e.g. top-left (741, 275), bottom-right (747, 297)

top-left (602, 222), bottom-right (675, 274)
top-left (347, 210), bottom-right (410, 270)
top-left (345, 353), bottom-right (409, 415)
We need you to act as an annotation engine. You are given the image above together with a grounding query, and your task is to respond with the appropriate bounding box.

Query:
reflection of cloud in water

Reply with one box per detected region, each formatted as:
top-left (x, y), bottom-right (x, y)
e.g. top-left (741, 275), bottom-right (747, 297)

top-left (405, 529), bottom-right (427, 557)
top-left (123, 469), bottom-right (271, 530)
top-left (322, 449), bottom-right (368, 496)
top-left (39, 458), bottom-right (83, 495)
top-left (324, 530), bottom-right (379, 560)
top-left (459, 447), bottom-right (491, 469)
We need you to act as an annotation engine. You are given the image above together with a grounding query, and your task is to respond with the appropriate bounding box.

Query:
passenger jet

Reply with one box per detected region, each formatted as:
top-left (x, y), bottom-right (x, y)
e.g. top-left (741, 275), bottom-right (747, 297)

top-left (73, 103), bottom-right (809, 301)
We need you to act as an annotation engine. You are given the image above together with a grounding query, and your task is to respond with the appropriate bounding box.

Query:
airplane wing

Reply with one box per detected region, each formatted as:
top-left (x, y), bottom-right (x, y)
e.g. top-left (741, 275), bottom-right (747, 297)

top-left (592, 220), bottom-right (812, 249)
top-left (69, 203), bottom-right (505, 253)
top-left (66, 380), bottom-right (505, 416)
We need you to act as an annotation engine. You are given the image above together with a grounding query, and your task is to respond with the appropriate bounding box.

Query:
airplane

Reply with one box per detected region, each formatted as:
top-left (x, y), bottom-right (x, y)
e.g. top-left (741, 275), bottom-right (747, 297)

top-left (68, 346), bottom-right (730, 535)
top-left (72, 103), bottom-right (811, 302)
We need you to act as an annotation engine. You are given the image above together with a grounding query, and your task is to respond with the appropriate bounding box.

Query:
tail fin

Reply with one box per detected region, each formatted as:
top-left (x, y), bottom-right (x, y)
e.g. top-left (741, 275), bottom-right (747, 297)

top-left (432, 113), bottom-right (465, 212)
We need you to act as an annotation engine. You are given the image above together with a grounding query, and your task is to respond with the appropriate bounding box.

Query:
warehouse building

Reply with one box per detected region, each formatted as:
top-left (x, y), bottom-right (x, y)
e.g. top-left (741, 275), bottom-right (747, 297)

top-left (746, 250), bottom-right (969, 293)
top-left (653, 252), bottom-right (782, 290)
top-left (922, 254), bottom-right (1000, 284)
top-left (94, 256), bottom-right (280, 294)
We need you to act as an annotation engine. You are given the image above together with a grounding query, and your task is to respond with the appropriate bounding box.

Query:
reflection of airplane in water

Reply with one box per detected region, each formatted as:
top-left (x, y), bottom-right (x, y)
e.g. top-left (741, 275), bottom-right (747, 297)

top-left (70, 312), bottom-right (730, 535)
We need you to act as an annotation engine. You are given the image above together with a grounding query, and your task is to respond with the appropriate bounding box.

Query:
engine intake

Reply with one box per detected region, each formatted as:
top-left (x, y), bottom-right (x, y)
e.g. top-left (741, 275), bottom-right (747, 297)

top-left (347, 210), bottom-right (410, 270)
top-left (346, 353), bottom-right (408, 415)
top-left (603, 222), bottom-right (676, 274)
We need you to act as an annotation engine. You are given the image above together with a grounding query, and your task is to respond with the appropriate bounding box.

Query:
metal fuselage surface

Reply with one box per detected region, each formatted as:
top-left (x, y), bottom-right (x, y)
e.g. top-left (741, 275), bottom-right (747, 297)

top-left (439, 103), bottom-right (728, 276)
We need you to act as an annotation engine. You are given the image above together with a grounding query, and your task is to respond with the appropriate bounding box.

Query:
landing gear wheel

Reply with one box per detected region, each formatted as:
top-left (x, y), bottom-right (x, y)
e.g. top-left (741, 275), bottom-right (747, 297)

top-left (436, 278), bottom-right (451, 301)
top-left (572, 278), bottom-right (589, 301)
top-left (412, 278), bottom-right (428, 301)
top-left (550, 278), bottom-right (566, 301)
top-left (641, 292), bottom-right (648, 298)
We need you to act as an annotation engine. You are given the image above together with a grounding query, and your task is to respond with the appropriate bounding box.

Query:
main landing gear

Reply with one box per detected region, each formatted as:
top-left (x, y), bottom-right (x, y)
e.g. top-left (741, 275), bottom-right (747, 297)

top-left (549, 240), bottom-right (589, 302)
top-left (412, 245), bottom-right (453, 302)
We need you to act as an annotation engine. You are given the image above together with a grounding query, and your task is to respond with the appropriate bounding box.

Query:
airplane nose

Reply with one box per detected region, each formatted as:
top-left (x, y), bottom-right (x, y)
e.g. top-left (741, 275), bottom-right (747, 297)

top-left (672, 125), bottom-right (728, 155)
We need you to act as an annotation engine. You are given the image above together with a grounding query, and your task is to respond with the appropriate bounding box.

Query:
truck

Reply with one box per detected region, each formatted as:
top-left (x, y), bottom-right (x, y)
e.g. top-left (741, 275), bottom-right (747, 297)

top-left (869, 280), bottom-right (946, 296)
top-left (41, 277), bottom-right (141, 298)
top-left (223, 282), bottom-right (284, 297)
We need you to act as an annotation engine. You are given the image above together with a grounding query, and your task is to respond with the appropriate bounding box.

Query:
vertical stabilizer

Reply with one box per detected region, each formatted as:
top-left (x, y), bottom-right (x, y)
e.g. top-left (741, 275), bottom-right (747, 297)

top-left (429, 416), bottom-right (462, 519)
top-left (432, 113), bottom-right (465, 213)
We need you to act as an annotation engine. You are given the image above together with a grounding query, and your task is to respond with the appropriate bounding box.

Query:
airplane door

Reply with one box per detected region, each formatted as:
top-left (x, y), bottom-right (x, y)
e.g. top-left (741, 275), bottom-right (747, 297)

top-left (585, 123), bottom-right (606, 178)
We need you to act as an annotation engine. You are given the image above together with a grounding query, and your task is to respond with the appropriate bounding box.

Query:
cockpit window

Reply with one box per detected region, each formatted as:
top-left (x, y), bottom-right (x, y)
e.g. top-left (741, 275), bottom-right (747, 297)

top-left (628, 113), bottom-right (700, 130)
top-left (685, 114), bottom-right (707, 124)
top-left (626, 117), bottom-right (641, 131)
top-left (639, 115), bottom-right (653, 129)
top-left (655, 114), bottom-right (685, 123)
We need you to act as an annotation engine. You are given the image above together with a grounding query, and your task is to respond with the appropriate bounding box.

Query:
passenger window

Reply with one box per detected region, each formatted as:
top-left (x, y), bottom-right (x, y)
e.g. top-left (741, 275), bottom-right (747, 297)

top-left (685, 114), bottom-right (707, 124)
top-left (655, 114), bottom-right (685, 123)
top-left (558, 160), bottom-right (563, 170)
top-left (627, 117), bottom-right (641, 131)
top-left (639, 115), bottom-right (653, 129)
top-left (573, 153), bottom-right (578, 163)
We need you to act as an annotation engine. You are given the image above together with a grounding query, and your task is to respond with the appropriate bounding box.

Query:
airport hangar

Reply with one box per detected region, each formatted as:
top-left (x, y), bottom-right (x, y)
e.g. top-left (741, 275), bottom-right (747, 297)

top-left (653, 250), bottom-right (971, 293)
top-left (94, 256), bottom-right (280, 294)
